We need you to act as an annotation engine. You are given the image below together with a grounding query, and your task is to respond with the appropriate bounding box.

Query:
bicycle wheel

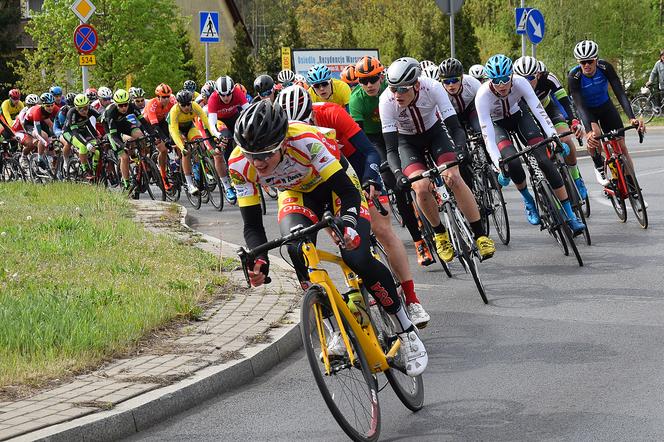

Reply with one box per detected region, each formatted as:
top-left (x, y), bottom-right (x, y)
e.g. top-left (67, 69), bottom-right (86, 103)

top-left (605, 160), bottom-right (627, 223)
top-left (621, 157), bottom-right (648, 229)
top-left (559, 164), bottom-right (591, 246)
top-left (300, 286), bottom-right (381, 442)
top-left (165, 165), bottom-right (181, 202)
top-left (541, 180), bottom-right (583, 266)
top-left (535, 179), bottom-right (570, 256)
top-left (631, 96), bottom-right (655, 124)
top-left (387, 189), bottom-right (404, 228)
top-left (145, 157), bottom-right (166, 201)
top-left (203, 157), bottom-right (224, 211)
top-left (183, 169), bottom-right (202, 209)
top-left (417, 203), bottom-right (452, 278)
top-left (485, 169), bottom-right (510, 245)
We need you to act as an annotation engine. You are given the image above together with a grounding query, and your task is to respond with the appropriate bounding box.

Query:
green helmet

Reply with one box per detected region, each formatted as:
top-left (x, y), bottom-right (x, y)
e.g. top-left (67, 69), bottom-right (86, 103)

top-left (74, 93), bottom-right (90, 108)
top-left (113, 89), bottom-right (130, 104)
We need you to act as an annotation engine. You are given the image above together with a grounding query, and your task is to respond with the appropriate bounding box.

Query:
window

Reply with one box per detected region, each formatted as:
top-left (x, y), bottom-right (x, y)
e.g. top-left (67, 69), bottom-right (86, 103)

top-left (24, 0), bottom-right (44, 17)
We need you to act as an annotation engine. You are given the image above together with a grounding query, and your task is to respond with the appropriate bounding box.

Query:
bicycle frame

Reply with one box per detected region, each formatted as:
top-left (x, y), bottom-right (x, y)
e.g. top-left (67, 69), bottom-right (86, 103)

top-left (601, 138), bottom-right (628, 200)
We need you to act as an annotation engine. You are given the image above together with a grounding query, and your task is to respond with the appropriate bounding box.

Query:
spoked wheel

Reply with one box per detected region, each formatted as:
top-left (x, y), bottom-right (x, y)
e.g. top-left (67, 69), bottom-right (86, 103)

top-left (631, 96), bottom-right (655, 124)
top-left (165, 166), bottom-right (181, 202)
top-left (582, 194), bottom-right (591, 218)
top-left (183, 170), bottom-right (202, 209)
top-left (204, 157), bottom-right (224, 211)
top-left (560, 165), bottom-right (591, 246)
top-left (418, 204), bottom-right (452, 278)
top-left (388, 190), bottom-right (404, 228)
top-left (621, 158), bottom-right (648, 229)
top-left (300, 287), bottom-right (381, 442)
top-left (575, 202), bottom-right (591, 246)
top-left (536, 180), bottom-right (569, 256)
top-left (145, 157), bottom-right (166, 201)
top-left (485, 170), bottom-right (510, 245)
top-left (605, 161), bottom-right (627, 223)
top-left (367, 296), bottom-right (424, 412)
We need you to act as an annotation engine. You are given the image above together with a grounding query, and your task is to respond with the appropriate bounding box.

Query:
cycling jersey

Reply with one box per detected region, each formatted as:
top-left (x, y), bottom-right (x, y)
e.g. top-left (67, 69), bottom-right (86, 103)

top-left (567, 59), bottom-right (634, 128)
top-left (104, 102), bottom-right (152, 151)
top-left (143, 96), bottom-right (176, 125)
top-left (207, 87), bottom-right (248, 121)
top-left (533, 72), bottom-right (577, 121)
top-left (64, 106), bottom-right (101, 135)
top-left (475, 75), bottom-right (556, 167)
top-left (53, 105), bottom-right (71, 137)
top-left (167, 102), bottom-right (211, 151)
top-left (349, 81), bottom-right (387, 135)
top-left (445, 75), bottom-right (482, 116)
top-left (308, 78), bottom-right (352, 108)
top-left (1, 99), bottom-right (24, 127)
top-left (11, 106), bottom-right (33, 132)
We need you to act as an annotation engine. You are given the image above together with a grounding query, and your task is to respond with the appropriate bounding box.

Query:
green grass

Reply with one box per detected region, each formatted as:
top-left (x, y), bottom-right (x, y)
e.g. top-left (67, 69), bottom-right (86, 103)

top-left (0, 182), bottom-right (226, 390)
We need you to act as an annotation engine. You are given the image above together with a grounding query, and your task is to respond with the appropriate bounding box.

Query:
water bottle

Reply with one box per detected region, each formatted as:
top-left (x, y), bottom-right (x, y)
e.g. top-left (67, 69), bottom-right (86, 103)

top-left (169, 158), bottom-right (178, 174)
top-left (346, 289), bottom-right (370, 328)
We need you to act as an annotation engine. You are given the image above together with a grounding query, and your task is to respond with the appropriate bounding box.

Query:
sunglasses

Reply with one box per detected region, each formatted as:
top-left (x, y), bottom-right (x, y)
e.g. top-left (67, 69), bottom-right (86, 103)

top-left (118, 103), bottom-right (129, 108)
top-left (389, 85), bottom-right (414, 94)
top-left (358, 76), bottom-right (381, 85)
top-left (579, 59), bottom-right (595, 66)
top-left (442, 77), bottom-right (461, 85)
top-left (77, 105), bottom-right (90, 111)
top-left (258, 89), bottom-right (273, 97)
top-left (180, 102), bottom-right (192, 108)
top-left (159, 95), bottom-right (170, 99)
top-left (241, 142), bottom-right (282, 161)
top-left (491, 75), bottom-right (512, 85)
top-left (312, 81), bottom-right (330, 90)
top-left (524, 75), bottom-right (537, 81)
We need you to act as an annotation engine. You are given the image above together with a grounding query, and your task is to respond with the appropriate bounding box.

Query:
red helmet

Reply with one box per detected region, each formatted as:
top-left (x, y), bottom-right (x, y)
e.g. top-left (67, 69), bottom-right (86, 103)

top-left (155, 83), bottom-right (173, 97)
top-left (9, 89), bottom-right (20, 101)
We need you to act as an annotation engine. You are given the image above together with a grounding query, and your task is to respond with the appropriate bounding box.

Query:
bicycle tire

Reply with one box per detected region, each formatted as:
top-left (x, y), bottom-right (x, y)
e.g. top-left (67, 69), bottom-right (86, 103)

top-left (182, 168), bottom-right (202, 209)
top-left (559, 163), bottom-right (591, 246)
top-left (146, 157), bottom-right (166, 201)
top-left (582, 194), bottom-right (591, 218)
top-left (621, 157), bottom-right (648, 229)
top-left (535, 179), bottom-right (569, 256)
top-left (631, 96), bottom-right (655, 124)
top-left (485, 169), bottom-right (510, 245)
top-left (416, 202), bottom-right (452, 278)
top-left (605, 160), bottom-right (627, 223)
top-left (102, 155), bottom-right (120, 188)
top-left (541, 179), bottom-right (582, 265)
top-left (165, 164), bottom-right (181, 202)
top-left (300, 286), bottom-right (381, 442)
top-left (203, 156), bottom-right (224, 211)
top-left (387, 190), bottom-right (404, 227)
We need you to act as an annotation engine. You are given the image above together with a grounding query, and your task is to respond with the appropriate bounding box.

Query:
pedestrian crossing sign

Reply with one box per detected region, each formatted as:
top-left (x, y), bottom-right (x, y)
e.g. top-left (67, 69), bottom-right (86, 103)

top-left (199, 11), bottom-right (220, 43)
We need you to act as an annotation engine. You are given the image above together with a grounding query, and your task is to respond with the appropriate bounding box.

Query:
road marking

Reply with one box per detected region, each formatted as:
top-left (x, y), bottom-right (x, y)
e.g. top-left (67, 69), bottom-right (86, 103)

top-left (578, 147), bottom-right (664, 161)
top-left (638, 168), bottom-right (664, 177)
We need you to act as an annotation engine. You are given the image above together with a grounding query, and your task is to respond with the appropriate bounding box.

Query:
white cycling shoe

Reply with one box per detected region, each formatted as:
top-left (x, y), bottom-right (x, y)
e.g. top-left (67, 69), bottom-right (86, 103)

top-left (407, 303), bottom-right (430, 329)
top-left (398, 330), bottom-right (428, 377)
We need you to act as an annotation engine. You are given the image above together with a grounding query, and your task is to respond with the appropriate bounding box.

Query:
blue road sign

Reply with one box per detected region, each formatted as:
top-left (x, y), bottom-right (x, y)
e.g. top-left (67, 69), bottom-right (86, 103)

top-left (199, 11), bottom-right (220, 43)
top-left (515, 7), bottom-right (532, 35)
top-left (526, 9), bottom-right (545, 45)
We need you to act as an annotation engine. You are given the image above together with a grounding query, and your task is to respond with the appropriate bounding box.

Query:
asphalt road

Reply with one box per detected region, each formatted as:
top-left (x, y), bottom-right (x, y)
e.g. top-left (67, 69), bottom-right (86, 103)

top-left (128, 130), bottom-right (664, 441)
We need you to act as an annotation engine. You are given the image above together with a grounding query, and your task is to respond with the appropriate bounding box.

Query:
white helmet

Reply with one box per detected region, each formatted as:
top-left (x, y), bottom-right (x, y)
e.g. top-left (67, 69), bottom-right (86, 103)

top-left (387, 57), bottom-right (421, 87)
top-left (513, 56), bottom-right (539, 77)
top-left (215, 76), bottom-right (234, 95)
top-left (574, 40), bottom-right (599, 60)
top-left (419, 60), bottom-right (436, 70)
top-left (275, 85), bottom-right (312, 121)
top-left (468, 64), bottom-right (485, 80)
top-left (98, 87), bottom-right (112, 99)
top-left (294, 74), bottom-right (306, 83)
top-left (277, 69), bottom-right (296, 84)
top-left (537, 60), bottom-right (547, 74)
top-left (421, 64), bottom-right (440, 81)
top-left (25, 94), bottom-right (40, 105)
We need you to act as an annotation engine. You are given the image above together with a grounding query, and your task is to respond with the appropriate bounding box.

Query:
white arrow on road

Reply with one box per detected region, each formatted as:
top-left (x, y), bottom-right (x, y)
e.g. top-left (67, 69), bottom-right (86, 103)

top-left (529, 15), bottom-right (543, 38)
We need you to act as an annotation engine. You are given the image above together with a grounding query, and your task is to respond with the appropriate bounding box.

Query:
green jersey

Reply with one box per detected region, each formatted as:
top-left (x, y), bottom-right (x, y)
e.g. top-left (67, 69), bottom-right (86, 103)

top-left (349, 81), bottom-right (387, 135)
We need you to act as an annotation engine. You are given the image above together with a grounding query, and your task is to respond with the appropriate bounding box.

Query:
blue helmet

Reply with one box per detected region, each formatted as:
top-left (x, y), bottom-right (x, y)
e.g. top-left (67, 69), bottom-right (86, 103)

top-left (49, 86), bottom-right (63, 95)
top-left (40, 92), bottom-right (55, 105)
top-left (306, 64), bottom-right (332, 84)
top-left (484, 54), bottom-right (513, 79)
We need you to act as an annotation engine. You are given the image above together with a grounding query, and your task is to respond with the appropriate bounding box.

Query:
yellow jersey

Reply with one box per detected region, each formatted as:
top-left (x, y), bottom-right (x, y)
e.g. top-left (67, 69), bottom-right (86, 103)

top-left (308, 78), bottom-right (351, 108)
top-left (1, 99), bottom-right (24, 127)
top-left (167, 101), bottom-right (211, 150)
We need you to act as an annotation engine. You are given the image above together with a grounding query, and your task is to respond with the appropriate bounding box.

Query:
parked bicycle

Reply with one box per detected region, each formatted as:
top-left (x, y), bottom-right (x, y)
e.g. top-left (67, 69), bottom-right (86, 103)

top-left (630, 86), bottom-right (664, 124)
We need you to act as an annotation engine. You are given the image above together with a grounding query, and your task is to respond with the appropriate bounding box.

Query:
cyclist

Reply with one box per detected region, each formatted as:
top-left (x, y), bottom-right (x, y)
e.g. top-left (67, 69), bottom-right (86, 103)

top-left (50, 86), bottom-right (65, 107)
top-left (351, 55), bottom-right (435, 268)
top-left (92, 87), bottom-right (113, 114)
top-left (169, 89), bottom-right (215, 195)
top-left (25, 92), bottom-right (59, 171)
top-left (63, 94), bottom-right (103, 180)
top-left (294, 74), bottom-right (309, 90)
top-left (208, 75), bottom-right (252, 202)
top-left (143, 83), bottom-right (176, 190)
top-left (513, 56), bottom-right (588, 199)
top-left (381, 57), bottom-right (496, 261)
top-left (645, 49), bottom-right (664, 109)
top-left (183, 80), bottom-right (199, 101)
top-left (2, 89), bottom-right (24, 127)
top-left (230, 100), bottom-right (428, 376)
top-left (340, 64), bottom-right (359, 88)
top-left (567, 40), bottom-right (644, 186)
top-left (130, 87), bottom-right (146, 111)
top-left (196, 81), bottom-right (216, 107)
top-left (12, 94), bottom-right (39, 170)
top-left (253, 74), bottom-right (276, 103)
top-left (475, 54), bottom-right (585, 234)
top-left (306, 64), bottom-right (351, 110)
top-left (469, 64), bottom-right (487, 83)
top-left (104, 89), bottom-right (155, 193)
top-left (277, 69), bottom-right (296, 88)
top-left (421, 64), bottom-right (440, 81)
top-left (85, 88), bottom-right (98, 103)
top-left (53, 93), bottom-right (77, 175)
top-left (277, 85), bottom-right (431, 327)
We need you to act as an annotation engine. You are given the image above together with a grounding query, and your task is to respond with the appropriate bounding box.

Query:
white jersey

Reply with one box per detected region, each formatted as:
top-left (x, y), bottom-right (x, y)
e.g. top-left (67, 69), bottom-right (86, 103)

top-left (379, 76), bottom-right (457, 135)
top-left (475, 75), bottom-right (556, 167)
top-left (445, 75), bottom-right (482, 115)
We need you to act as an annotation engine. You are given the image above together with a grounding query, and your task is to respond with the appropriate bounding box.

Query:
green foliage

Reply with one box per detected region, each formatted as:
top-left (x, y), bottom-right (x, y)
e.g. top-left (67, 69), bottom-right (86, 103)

top-left (14, 0), bottom-right (192, 94)
top-left (229, 23), bottom-right (256, 89)
top-left (177, 21), bottom-right (200, 86)
top-left (0, 0), bottom-right (21, 96)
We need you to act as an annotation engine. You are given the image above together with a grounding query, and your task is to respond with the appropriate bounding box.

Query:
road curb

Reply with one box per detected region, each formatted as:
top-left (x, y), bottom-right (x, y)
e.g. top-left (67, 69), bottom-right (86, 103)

top-left (16, 203), bottom-right (303, 442)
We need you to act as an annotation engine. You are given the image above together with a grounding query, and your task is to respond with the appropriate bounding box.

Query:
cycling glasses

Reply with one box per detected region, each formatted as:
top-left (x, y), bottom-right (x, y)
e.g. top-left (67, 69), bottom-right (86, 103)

top-left (579, 59), bottom-right (596, 66)
top-left (490, 75), bottom-right (512, 85)
top-left (117, 103), bottom-right (129, 108)
top-left (258, 89), bottom-right (273, 97)
top-left (134, 98), bottom-right (145, 103)
top-left (358, 76), bottom-right (381, 85)
top-left (158, 95), bottom-right (170, 99)
top-left (442, 77), bottom-right (461, 85)
top-left (241, 141), bottom-right (283, 161)
top-left (524, 75), bottom-right (537, 81)
top-left (77, 105), bottom-right (90, 111)
top-left (389, 85), bottom-right (414, 94)
top-left (312, 81), bottom-right (330, 90)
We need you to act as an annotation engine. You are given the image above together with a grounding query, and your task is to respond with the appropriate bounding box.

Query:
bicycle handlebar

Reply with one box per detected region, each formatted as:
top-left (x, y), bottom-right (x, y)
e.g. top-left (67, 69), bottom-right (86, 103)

top-left (594, 124), bottom-right (643, 144)
top-left (499, 133), bottom-right (564, 166)
top-left (362, 180), bottom-right (387, 216)
top-left (407, 160), bottom-right (460, 184)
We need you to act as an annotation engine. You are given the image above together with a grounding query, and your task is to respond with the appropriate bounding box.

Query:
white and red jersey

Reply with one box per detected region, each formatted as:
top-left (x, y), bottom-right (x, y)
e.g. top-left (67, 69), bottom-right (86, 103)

top-left (207, 86), bottom-right (249, 121)
top-left (445, 75), bottom-right (482, 115)
top-left (379, 76), bottom-right (457, 135)
top-left (475, 75), bottom-right (556, 167)
top-left (11, 105), bottom-right (36, 132)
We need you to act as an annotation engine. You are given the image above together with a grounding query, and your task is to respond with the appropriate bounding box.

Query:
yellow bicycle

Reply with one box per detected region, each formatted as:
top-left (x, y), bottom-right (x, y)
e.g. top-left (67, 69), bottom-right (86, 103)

top-left (238, 212), bottom-right (424, 442)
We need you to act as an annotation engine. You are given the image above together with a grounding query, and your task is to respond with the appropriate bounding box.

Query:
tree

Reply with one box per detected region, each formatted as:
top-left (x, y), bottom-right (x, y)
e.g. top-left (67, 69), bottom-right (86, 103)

top-left (229, 24), bottom-right (255, 89)
top-left (0, 0), bottom-right (21, 97)
top-left (280, 9), bottom-right (304, 49)
top-left (14, 0), bottom-right (191, 94)
top-left (177, 22), bottom-right (199, 85)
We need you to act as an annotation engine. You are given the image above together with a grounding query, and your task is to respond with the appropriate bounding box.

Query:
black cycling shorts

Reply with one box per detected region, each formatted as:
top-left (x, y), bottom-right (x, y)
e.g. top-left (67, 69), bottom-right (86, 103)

top-left (585, 100), bottom-right (624, 133)
top-left (399, 120), bottom-right (458, 176)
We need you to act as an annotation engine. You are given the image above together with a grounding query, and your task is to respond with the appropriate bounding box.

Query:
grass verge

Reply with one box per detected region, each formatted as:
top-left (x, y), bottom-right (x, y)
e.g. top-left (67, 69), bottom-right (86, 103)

top-left (0, 182), bottom-right (226, 390)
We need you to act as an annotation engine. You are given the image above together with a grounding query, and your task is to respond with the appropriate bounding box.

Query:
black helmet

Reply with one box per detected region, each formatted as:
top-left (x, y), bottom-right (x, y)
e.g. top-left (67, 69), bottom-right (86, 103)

top-left (234, 101), bottom-right (288, 152)
top-left (65, 93), bottom-right (77, 106)
top-left (439, 58), bottom-right (464, 78)
top-left (253, 74), bottom-right (275, 94)
top-left (183, 80), bottom-right (197, 92)
top-left (175, 89), bottom-right (193, 105)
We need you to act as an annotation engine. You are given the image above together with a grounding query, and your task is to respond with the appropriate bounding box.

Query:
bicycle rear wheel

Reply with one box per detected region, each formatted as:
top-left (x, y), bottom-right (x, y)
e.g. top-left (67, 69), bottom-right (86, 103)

top-left (300, 286), bottom-right (380, 442)
top-left (559, 163), bottom-right (591, 246)
top-left (621, 158), bottom-right (648, 229)
top-left (540, 180), bottom-right (583, 266)
top-left (485, 169), bottom-right (510, 245)
top-left (203, 157), bottom-right (224, 211)
top-left (631, 96), bottom-right (655, 124)
top-left (387, 189), bottom-right (404, 228)
top-left (605, 160), bottom-right (627, 223)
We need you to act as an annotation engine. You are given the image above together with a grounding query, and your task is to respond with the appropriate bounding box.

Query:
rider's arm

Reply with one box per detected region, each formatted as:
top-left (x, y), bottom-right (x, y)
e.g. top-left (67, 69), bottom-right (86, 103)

top-left (240, 203), bottom-right (270, 264)
top-left (328, 167), bottom-right (362, 229)
top-left (517, 77), bottom-right (556, 138)
top-left (104, 107), bottom-right (125, 151)
top-left (31, 109), bottom-right (48, 145)
top-left (567, 69), bottom-right (593, 129)
top-left (547, 73), bottom-right (579, 122)
top-left (378, 95), bottom-right (402, 173)
top-left (144, 98), bottom-right (160, 125)
top-left (331, 107), bottom-right (382, 185)
top-left (0, 114), bottom-right (14, 139)
top-left (431, 81), bottom-right (467, 149)
top-left (192, 102), bottom-right (211, 131)
top-left (605, 62), bottom-right (635, 119)
top-left (474, 89), bottom-right (501, 169)
top-left (206, 93), bottom-right (222, 138)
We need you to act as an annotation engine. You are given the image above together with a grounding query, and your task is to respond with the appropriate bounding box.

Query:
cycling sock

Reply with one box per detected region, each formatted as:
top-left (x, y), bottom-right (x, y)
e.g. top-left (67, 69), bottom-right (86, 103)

top-left (591, 153), bottom-right (604, 169)
top-left (401, 280), bottom-right (419, 305)
top-left (561, 199), bottom-right (576, 220)
top-left (569, 163), bottom-right (581, 180)
top-left (220, 176), bottom-right (231, 190)
top-left (122, 178), bottom-right (130, 189)
top-left (469, 220), bottom-right (485, 239)
top-left (519, 187), bottom-right (535, 205)
top-left (432, 222), bottom-right (447, 235)
top-left (390, 305), bottom-right (414, 334)
top-left (185, 175), bottom-right (195, 187)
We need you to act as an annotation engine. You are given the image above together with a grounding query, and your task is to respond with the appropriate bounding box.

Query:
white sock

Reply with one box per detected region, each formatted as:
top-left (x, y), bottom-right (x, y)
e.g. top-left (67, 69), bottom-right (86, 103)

top-left (390, 305), bottom-right (414, 334)
top-left (221, 176), bottom-right (231, 190)
top-left (185, 175), bottom-right (195, 187)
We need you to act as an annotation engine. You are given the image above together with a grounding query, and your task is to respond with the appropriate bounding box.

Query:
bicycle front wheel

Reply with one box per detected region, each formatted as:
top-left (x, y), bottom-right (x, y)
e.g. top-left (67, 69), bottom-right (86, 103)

top-left (485, 169), bottom-right (510, 245)
top-left (145, 157), bottom-right (165, 201)
top-left (203, 157), bottom-right (224, 211)
top-left (631, 96), bottom-right (655, 124)
top-left (300, 286), bottom-right (381, 442)
top-left (621, 157), bottom-right (648, 229)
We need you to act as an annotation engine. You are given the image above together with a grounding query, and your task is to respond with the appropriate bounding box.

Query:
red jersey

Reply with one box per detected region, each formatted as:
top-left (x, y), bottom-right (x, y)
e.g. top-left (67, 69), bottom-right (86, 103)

top-left (207, 86), bottom-right (248, 121)
top-left (143, 96), bottom-right (176, 124)
top-left (311, 102), bottom-right (361, 158)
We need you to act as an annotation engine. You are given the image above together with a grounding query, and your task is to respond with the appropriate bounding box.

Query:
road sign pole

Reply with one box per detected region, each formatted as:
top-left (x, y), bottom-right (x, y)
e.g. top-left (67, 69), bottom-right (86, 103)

top-left (521, 0), bottom-right (526, 57)
top-left (79, 20), bottom-right (89, 90)
top-left (449, 0), bottom-right (456, 58)
top-left (532, 44), bottom-right (536, 58)
top-left (205, 43), bottom-right (209, 82)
